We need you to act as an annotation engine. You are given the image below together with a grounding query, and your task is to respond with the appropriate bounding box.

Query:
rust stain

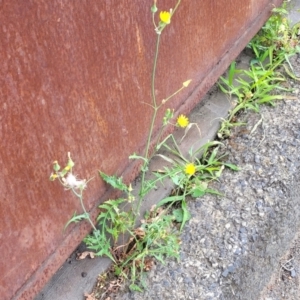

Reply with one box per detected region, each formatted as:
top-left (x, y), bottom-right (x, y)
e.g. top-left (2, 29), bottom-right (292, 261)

top-left (135, 24), bottom-right (144, 56)
top-left (84, 91), bottom-right (109, 137)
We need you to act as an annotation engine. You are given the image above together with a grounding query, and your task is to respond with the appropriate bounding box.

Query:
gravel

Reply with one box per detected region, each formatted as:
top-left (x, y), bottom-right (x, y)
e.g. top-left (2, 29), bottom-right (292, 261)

top-left (114, 53), bottom-right (300, 300)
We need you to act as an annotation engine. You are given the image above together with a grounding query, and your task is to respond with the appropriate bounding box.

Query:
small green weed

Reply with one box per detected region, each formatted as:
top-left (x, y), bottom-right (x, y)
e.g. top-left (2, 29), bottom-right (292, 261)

top-left (218, 61), bottom-right (289, 138)
top-left (50, 1), bottom-right (218, 297)
top-left (249, 2), bottom-right (300, 64)
top-left (49, 2), bottom-right (300, 298)
top-left (154, 140), bottom-right (239, 230)
top-left (218, 1), bottom-right (299, 139)
top-left (46, 0), bottom-right (268, 298)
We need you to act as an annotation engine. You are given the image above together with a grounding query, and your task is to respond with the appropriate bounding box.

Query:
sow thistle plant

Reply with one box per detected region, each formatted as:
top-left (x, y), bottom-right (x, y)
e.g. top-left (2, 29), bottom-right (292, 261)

top-left (50, 0), bottom-right (238, 296)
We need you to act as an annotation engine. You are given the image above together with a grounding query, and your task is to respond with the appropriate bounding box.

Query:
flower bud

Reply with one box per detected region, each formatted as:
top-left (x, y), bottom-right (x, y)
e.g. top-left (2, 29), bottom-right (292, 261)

top-left (183, 79), bottom-right (192, 87)
top-left (67, 152), bottom-right (75, 168)
top-left (53, 160), bottom-right (60, 172)
top-left (151, 3), bottom-right (158, 13)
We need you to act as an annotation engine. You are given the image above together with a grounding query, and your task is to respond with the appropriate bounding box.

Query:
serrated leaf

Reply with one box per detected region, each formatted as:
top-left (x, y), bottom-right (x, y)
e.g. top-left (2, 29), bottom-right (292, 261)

top-left (170, 173), bottom-right (184, 186)
top-left (98, 203), bottom-right (114, 211)
top-left (99, 172), bottom-right (128, 192)
top-left (64, 211), bottom-right (88, 230)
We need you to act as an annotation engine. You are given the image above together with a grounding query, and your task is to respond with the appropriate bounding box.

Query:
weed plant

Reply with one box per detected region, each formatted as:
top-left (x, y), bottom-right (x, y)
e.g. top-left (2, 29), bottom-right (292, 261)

top-left (249, 2), bottom-right (300, 64)
top-left (49, 1), bottom-right (299, 298)
top-left (50, 1), bottom-right (238, 296)
top-left (218, 1), bottom-right (299, 139)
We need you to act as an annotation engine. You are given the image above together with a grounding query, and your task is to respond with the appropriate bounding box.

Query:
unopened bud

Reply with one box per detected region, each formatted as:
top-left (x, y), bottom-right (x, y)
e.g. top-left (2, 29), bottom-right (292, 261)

top-left (151, 1), bottom-right (158, 13)
top-left (67, 152), bottom-right (75, 168)
top-left (53, 161), bottom-right (60, 172)
top-left (183, 79), bottom-right (192, 87)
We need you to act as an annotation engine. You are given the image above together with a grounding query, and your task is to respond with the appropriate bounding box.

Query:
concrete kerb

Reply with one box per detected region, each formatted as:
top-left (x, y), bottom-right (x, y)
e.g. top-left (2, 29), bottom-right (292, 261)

top-left (287, 0), bottom-right (300, 26)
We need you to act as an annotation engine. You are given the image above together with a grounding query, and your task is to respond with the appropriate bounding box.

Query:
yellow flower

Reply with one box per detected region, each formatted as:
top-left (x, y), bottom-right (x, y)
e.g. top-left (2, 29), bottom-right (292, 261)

top-left (49, 173), bottom-right (58, 181)
top-left (64, 165), bottom-right (71, 171)
top-left (185, 163), bottom-right (196, 176)
top-left (177, 115), bottom-right (189, 128)
top-left (160, 11), bottom-right (171, 24)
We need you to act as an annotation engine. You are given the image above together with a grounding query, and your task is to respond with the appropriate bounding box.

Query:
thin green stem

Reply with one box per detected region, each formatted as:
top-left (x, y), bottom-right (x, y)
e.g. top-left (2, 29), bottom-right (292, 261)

top-left (137, 34), bottom-right (161, 214)
top-left (152, 12), bottom-right (157, 29)
top-left (154, 123), bottom-right (167, 152)
top-left (158, 86), bottom-right (185, 108)
top-left (172, 0), bottom-right (181, 16)
top-left (144, 34), bottom-right (161, 160)
top-left (151, 34), bottom-right (161, 110)
top-left (136, 0), bottom-right (182, 218)
top-left (71, 188), bottom-right (98, 232)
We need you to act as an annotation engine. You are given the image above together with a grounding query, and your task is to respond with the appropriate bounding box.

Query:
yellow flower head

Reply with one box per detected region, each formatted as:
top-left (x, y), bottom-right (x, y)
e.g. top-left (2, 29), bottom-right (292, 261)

top-left (177, 115), bottom-right (189, 128)
top-left (185, 163), bottom-right (196, 176)
top-left (49, 173), bottom-right (58, 181)
top-left (160, 11), bottom-right (171, 24)
top-left (64, 165), bottom-right (71, 171)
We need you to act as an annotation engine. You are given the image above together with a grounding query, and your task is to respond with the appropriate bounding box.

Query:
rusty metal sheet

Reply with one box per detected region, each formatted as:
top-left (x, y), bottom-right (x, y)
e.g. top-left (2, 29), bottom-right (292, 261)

top-left (0, 0), bottom-right (282, 299)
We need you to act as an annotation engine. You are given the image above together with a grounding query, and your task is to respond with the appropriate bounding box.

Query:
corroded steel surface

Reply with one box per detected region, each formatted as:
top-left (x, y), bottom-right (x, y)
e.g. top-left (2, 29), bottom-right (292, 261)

top-left (0, 0), bottom-right (282, 299)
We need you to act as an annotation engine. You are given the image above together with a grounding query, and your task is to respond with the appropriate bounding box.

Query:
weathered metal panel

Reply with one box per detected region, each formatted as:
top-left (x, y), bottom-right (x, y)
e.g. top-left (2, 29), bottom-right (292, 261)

top-left (0, 0), bottom-right (282, 299)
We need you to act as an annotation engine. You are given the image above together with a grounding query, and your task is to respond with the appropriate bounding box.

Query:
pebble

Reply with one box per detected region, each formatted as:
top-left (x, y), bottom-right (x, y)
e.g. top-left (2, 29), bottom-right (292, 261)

top-left (290, 269), bottom-right (296, 278)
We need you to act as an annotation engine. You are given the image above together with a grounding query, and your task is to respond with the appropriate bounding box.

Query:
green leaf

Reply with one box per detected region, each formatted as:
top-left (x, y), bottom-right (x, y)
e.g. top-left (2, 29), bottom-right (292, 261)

top-left (207, 147), bottom-right (219, 165)
top-left (191, 181), bottom-right (208, 198)
top-left (129, 284), bottom-right (143, 292)
top-left (191, 188), bottom-right (205, 198)
top-left (172, 208), bottom-right (184, 222)
top-left (180, 200), bottom-right (191, 231)
top-left (223, 163), bottom-right (240, 171)
top-left (228, 61), bottom-right (236, 86)
top-left (129, 153), bottom-right (148, 163)
top-left (163, 108), bottom-right (174, 125)
top-left (170, 172), bottom-right (185, 187)
top-left (193, 188), bottom-right (206, 198)
top-left (214, 165), bottom-right (224, 178)
top-left (218, 82), bottom-right (230, 94)
top-left (64, 211), bottom-right (88, 230)
top-left (98, 203), bottom-right (115, 211)
top-left (206, 188), bottom-right (223, 196)
top-left (156, 154), bottom-right (176, 164)
top-left (157, 195), bottom-right (184, 207)
top-left (99, 172), bottom-right (128, 192)
top-left (84, 234), bottom-right (116, 262)
top-left (257, 95), bottom-right (285, 104)
top-left (53, 161), bottom-right (60, 172)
